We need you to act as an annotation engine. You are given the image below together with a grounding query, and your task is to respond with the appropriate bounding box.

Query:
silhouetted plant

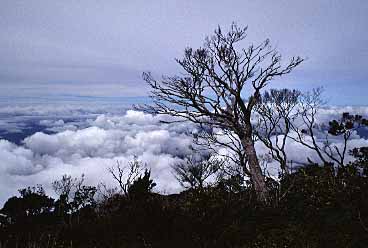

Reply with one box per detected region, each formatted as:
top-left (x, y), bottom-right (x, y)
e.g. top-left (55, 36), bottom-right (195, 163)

top-left (255, 88), bottom-right (301, 173)
top-left (350, 146), bottom-right (368, 175)
top-left (137, 23), bottom-right (304, 203)
top-left (173, 153), bottom-right (222, 189)
top-left (1, 185), bottom-right (54, 221)
top-left (108, 156), bottom-right (144, 196)
top-left (127, 169), bottom-right (156, 200)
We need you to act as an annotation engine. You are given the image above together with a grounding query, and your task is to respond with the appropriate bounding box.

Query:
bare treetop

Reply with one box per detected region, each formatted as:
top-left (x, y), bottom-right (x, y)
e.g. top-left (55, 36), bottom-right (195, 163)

top-left (137, 23), bottom-right (304, 203)
top-left (138, 23), bottom-right (303, 130)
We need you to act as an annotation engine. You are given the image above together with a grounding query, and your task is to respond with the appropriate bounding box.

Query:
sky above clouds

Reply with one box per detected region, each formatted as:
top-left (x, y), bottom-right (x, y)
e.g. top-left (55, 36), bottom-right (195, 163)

top-left (0, 0), bottom-right (367, 105)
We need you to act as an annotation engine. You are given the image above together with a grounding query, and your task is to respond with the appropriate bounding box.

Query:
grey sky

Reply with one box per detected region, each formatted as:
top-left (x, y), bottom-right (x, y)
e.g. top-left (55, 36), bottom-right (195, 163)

top-left (0, 0), bottom-right (367, 105)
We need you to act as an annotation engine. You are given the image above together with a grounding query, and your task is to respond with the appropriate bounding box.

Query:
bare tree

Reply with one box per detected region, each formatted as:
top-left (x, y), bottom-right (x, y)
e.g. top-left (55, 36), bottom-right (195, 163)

top-left (137, 23), bottom-right (303, 202)
top-left (52, 175), bottom-right (86, 212)
top-left (285, 88), bottom-right (329, 165)
top-left (254, 88), bottom-right (301, 173)
top-left (108, 156), bottom-right (144, 196)
top-left (252, 87), bottom-right (368, 171)
top-left (194, 127), bottom-right (250, 177)
top-left (96, 182), bottom-right (119, 202)
top-left (275, 88), bottom-right (368, 167)
top-left (52, 174), bottom-right (76, 203)
top-left (173, 153), bottom-right (222, 189)
top-left (52, 174), bottom-right (96, 224)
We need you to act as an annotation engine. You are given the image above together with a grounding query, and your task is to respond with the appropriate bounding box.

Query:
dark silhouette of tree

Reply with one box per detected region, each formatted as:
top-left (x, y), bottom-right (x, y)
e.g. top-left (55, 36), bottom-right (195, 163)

top-left (287, 88), bottom-right (368, 167)
top-left (52, 174), bottom-right (75, 202)
top-left (349, 146), bottom-right (368, 175)
top-left (1, 185), bottom-right (53, 222)
top-left (96, 182), bottom-right (119, 203)
top-left (52, 174), bottom-right (96, 225)
top-left (72, 185), bottom-right (97, 210)
top-left (193, 124), bottom-right (250, 178)
top-left (173, 153), bottom-right (222, 189)
top-left (253, 87), bottom-right (368, 169)
top-left (127, 169), bottom-right (156, 200)
top-left (137, 23), bottom-right (303, 202)
top-left (108, 156), bottom-right (143, 196)
top-left (52, 174), bottom-right (76, 219)
top-left (255, 88), bottom-right (301, 173)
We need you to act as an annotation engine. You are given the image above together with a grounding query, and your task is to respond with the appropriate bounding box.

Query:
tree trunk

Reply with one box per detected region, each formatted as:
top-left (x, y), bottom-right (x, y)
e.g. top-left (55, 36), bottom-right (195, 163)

top-left (241, 136), bottom-right (269, 203)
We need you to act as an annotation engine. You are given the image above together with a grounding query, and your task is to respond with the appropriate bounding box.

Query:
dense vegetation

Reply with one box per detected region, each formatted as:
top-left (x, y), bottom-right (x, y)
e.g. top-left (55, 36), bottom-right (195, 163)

top-left (0, 145), bottom-right (368, 248)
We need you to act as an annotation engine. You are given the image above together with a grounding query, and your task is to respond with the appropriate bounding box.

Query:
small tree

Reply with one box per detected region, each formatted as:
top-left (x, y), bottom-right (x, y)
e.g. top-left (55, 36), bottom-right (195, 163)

top-left (349, 147), bottom-right (368, 178)
top-left (96, 182), bottom-right (119, 203)
top-left (1, 185), bottom-right (54, 222)
top-left (137, 23), bottom-right (303, 202)
top-left (108, 156), bottom-right (144, 196)
top-left (254, 88), bottom-right (301, 173)
top-left (52, 174), bottom-right (76, 203)
top-left (287, 88), bottom-right (368, 167)
top-left (128, 169), bottom-right (157, 200)
top-left (194, 126), bottom-right (250, 178)
top-left (52, 174), bottom-right (96, 224)
top-left (72, 185), bottom-right (97, 210)
top-left (173, 153), bottom-right (222, 189)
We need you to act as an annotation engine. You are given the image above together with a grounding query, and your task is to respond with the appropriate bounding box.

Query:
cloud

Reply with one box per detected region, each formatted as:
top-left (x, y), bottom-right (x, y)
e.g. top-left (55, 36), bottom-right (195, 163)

top-left (0, 107), bottom-right (367, 206)
top-left (0, 110), bottom-right (196, 204)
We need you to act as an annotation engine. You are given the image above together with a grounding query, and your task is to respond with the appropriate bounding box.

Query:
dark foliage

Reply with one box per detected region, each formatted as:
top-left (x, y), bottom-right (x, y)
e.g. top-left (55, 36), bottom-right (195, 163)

top-left (127, 169), bottom-right (157, 200)
top-left (1, 185), bottom-right (54, 222)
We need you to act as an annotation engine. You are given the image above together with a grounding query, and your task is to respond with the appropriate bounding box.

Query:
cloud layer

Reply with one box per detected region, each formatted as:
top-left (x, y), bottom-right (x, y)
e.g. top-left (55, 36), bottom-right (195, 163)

top-left (0, 110), bottom-right (197, 204)
top-left (0, 106), bottom-right (367, 206)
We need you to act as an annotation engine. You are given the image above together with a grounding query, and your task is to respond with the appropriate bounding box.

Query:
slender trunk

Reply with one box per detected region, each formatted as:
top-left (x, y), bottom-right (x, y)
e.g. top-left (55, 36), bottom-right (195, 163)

top-left (241, 136), bottom-right (269, 203)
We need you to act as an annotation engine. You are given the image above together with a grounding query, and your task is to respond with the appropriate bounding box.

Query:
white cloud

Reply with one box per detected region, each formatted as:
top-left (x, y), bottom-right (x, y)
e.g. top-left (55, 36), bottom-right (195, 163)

top-left (0, 107), bottom-right (367, 206)
top-left (0, 110), bottom-right (194, 205)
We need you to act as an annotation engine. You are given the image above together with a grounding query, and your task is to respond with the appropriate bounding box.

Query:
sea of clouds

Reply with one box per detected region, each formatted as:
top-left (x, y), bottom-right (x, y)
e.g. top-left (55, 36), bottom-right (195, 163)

top-left (0, 103), bottom-right (367, 205)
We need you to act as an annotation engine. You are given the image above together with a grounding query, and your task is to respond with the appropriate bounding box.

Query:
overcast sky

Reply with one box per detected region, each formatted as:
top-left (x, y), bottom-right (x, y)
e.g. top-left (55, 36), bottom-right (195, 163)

top-left (0, 0), bottom-right (367, 105)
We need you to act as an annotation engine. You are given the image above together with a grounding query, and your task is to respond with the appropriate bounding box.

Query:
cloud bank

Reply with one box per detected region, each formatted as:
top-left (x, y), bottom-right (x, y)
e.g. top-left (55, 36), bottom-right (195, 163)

top-left (0, 106), bottom-right (367, 206)
top-left (0, 110), bottom-right (197, 204)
